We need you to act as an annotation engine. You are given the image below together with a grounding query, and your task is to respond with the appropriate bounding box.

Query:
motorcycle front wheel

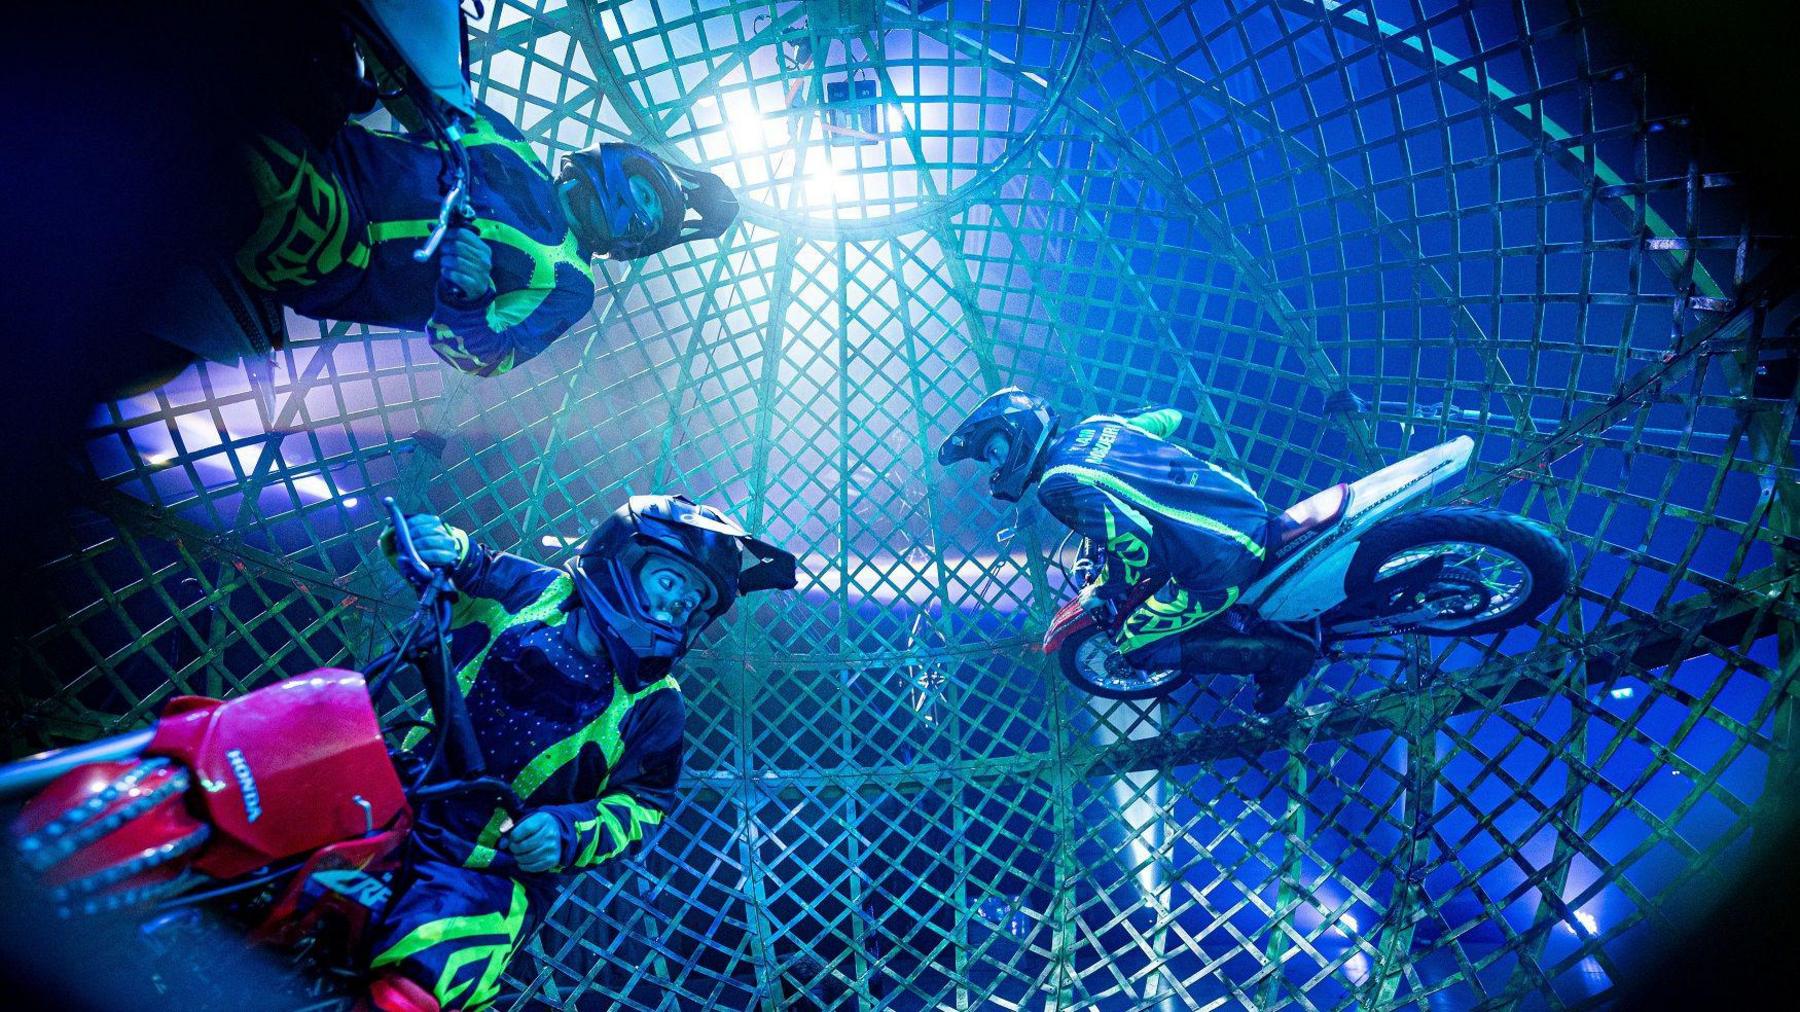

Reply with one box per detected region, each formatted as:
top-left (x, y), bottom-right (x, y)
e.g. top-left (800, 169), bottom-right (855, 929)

top-left (1334, 506), bottom-right (1572, 637)
top-left (1058, 628), bottom-right (1193, 701)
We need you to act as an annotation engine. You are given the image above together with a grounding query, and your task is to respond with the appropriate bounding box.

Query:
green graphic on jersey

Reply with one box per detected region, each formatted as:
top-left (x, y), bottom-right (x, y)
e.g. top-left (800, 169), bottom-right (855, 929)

top-left (237, 135), bottom-right (370, 290)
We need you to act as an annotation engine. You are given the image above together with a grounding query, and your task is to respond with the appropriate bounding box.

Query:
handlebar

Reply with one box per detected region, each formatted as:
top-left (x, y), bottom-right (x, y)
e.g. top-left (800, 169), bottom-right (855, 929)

top-left (376, 497), bottom-right (489, 785)
top-left (409, 776), bottom-right (524, 820)
top-left (411, 175), bottom-right (470, 264)
top-left (383, 497), bottom-right (436, 588)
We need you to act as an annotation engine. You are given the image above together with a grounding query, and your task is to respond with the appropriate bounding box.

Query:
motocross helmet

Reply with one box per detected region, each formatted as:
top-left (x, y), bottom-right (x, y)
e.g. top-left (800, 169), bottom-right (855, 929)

top-left (567, 495), bottom-right (796, 664)
top-left (558, 143), bottom-right (739, 261)
top-left (937, 387), bottom-right (1059, 502)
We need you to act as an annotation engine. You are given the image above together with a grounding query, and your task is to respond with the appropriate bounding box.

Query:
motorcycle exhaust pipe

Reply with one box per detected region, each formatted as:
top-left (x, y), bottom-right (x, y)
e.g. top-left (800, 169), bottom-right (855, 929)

top-left (0, 728), bottom-right (155, 801)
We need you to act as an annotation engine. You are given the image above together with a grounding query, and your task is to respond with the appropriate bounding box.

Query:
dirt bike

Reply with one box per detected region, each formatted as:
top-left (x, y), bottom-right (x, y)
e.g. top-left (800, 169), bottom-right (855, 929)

top-left (0, 500), bottom-right (517, 1007)
top-left (1042, 436), bottom-right (1574, 702)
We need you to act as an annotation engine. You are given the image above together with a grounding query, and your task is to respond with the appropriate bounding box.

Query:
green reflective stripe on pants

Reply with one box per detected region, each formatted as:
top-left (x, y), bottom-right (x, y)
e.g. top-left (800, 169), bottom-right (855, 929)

top-left (237, 134), bottom-right (370, 289)
top-left (1115, 584), bottom-right (1239, 655)
top-left (370, 879), bottom-right (528, 1010)
top-left (1042, 463), bottom-right (1266, 560)
top-left (1100, 495), bottom-right (1153, 588)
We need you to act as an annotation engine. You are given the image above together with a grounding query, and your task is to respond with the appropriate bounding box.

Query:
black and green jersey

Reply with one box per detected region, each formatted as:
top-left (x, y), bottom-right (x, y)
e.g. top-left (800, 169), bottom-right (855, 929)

top-left (237, 101), bottom-right (596, 377)
top-left (406, 542), bottom-right (685, 876)
top-left (1037, 409), bottom-right (1275, 605)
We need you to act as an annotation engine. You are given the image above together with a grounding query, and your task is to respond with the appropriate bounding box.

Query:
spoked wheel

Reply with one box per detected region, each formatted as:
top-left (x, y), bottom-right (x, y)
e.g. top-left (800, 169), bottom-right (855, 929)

top-left (1331, 506), bottom-right (1572, 637)
top-left (1057, 627), bottom-right (1192, 701)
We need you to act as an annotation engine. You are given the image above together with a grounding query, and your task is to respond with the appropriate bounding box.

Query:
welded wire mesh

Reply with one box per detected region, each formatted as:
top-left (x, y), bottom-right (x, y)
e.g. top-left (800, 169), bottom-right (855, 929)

top-left (5, 1), bottom-right (1796, 1009)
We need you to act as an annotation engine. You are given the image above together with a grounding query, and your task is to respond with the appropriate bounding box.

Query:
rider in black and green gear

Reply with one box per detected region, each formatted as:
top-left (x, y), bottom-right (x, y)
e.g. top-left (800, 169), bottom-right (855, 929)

top-left (363, 496), bottom-right (795, 1010)
top-left (236, 23), bottom-right (736, 378)
top-left (938, 388), bottom-right (1314, 713)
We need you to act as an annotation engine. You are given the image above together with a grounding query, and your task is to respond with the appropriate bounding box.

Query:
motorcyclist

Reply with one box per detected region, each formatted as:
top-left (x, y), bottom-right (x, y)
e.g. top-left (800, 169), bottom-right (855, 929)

top-left (234, 16), bottom-right (737, 378)
top-left (363, 495), bottom-right (794, 1011)
top-left (938, 388), bottom-right (1314, 713)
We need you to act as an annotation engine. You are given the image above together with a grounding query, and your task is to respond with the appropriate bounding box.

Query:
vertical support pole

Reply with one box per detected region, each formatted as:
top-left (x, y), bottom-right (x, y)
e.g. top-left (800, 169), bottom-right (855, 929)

top-left (1736, 319), bottom-right (1800, 841)
top-left (1257, 740), bottom-right (1310, 1007)
top-left (1365, 729), bottom-right (1434, 1009)
top-left (1501, 611), bottom-right (1591, 1001)
top-left (729, 659), bottom-right (782, 1012)
top-left (198, 560), bottom-right (238, 700)
top-left (834, 676), bottom-right (876, 1010)
top-left (1044, 675), bottom-right (1082, 1012)
top-left (891, 234), bottom-right (982, 1008)
top-left (827, 241), bottom-right (879, 1008)
top-left (1365, 640), bottom-right (1439, 1008)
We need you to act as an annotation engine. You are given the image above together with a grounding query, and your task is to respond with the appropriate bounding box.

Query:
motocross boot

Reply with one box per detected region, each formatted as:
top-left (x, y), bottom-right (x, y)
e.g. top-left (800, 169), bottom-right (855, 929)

top-left (1250, 632), bottom-right (1317, 714)
top-left (363, 972), bottom-right (441, 1012)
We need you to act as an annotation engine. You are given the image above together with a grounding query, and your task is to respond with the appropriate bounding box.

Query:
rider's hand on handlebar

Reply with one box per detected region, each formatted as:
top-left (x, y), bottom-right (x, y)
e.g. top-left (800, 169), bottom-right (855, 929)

top-left (437, 225), bottom-right (494, 307)
top-left (502, 811), bottom-right (562, 873)
top-left (385, 514), bottom-right (464, 569)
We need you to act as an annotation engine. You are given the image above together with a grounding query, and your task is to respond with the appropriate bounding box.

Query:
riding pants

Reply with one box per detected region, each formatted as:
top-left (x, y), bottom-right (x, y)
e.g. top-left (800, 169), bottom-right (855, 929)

top-left (367, 848), bottom-right (557, 1011)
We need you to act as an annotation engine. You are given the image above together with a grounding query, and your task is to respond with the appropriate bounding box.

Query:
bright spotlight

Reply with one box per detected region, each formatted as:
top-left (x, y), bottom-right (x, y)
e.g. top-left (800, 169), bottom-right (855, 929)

top-left (1563, 910), bottom-right (1599, 935)
top-left (804, 151), bottom-right (839, 205)
top-left (725, 92), bottom-right (772, 151)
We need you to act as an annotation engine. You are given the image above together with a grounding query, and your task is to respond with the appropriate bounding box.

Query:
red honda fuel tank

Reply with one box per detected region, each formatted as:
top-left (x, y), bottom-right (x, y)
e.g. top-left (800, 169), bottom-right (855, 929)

top-left (146, 670), bottom-right (408, 881)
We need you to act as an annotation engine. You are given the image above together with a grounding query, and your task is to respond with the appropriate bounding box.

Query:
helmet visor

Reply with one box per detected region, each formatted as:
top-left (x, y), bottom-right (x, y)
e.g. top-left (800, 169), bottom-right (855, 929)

top-left (635, 549), bottom-right (719, 620)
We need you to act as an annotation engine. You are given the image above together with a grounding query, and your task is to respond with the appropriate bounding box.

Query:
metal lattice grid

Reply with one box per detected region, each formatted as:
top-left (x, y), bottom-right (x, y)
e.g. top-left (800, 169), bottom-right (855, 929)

top-left (7, 0), bottom-right (1797, 1008)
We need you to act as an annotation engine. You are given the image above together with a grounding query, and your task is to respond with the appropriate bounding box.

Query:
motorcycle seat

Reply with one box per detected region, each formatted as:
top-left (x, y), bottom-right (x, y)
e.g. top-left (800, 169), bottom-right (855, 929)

top-left (1272, 482), bottom-right (1350, 546)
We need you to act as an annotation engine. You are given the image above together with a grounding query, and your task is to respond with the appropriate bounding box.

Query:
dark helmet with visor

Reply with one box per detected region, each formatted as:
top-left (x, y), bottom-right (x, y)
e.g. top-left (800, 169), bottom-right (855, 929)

top-left (937, 387), bottom-right (1059, 502)
top-left (558, 143), bottom-right (739, 261)
top-left (567, 495), bottom-right (796, 664)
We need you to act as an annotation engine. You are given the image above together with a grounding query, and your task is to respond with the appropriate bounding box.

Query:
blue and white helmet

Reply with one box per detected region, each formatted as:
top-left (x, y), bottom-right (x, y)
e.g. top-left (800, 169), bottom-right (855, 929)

top-left (937, 387), bottom-right (1059, 502)
top-left (567, 495), bottom-right (795, 662)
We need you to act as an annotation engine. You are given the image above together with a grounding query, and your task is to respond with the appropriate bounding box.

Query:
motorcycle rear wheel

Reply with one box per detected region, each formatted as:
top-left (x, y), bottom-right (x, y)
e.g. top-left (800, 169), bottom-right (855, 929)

top-left (1335, 506), bottom-right (1571, 636)
top-left (1058, 628), bottom-right (1192, 700)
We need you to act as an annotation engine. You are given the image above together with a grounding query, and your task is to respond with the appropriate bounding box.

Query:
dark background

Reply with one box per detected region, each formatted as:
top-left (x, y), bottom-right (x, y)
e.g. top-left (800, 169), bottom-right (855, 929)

top-left (0, 2), bottom-right (1793, 1007)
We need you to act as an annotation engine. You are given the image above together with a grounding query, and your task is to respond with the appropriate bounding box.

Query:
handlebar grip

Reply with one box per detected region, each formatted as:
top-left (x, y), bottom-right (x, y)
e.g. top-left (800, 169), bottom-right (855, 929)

top-left (383, 497), bottom-right (433, 587)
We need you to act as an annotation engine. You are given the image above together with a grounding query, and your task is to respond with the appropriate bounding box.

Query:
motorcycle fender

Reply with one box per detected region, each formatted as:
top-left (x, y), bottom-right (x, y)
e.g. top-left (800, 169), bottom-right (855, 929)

top-left (147, 670), bottom-right (409, 881)
top-left (250, 821), bottom-right (410, 947)
top-left (1256, 541), bottom-right (1360, 621)
top-left (1342, 436), bottom-right (1473, 525)
top-left (1042, 598), bottom-right (1096, 654)
top-left (1243, 437), bottom-right (1472, 615)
